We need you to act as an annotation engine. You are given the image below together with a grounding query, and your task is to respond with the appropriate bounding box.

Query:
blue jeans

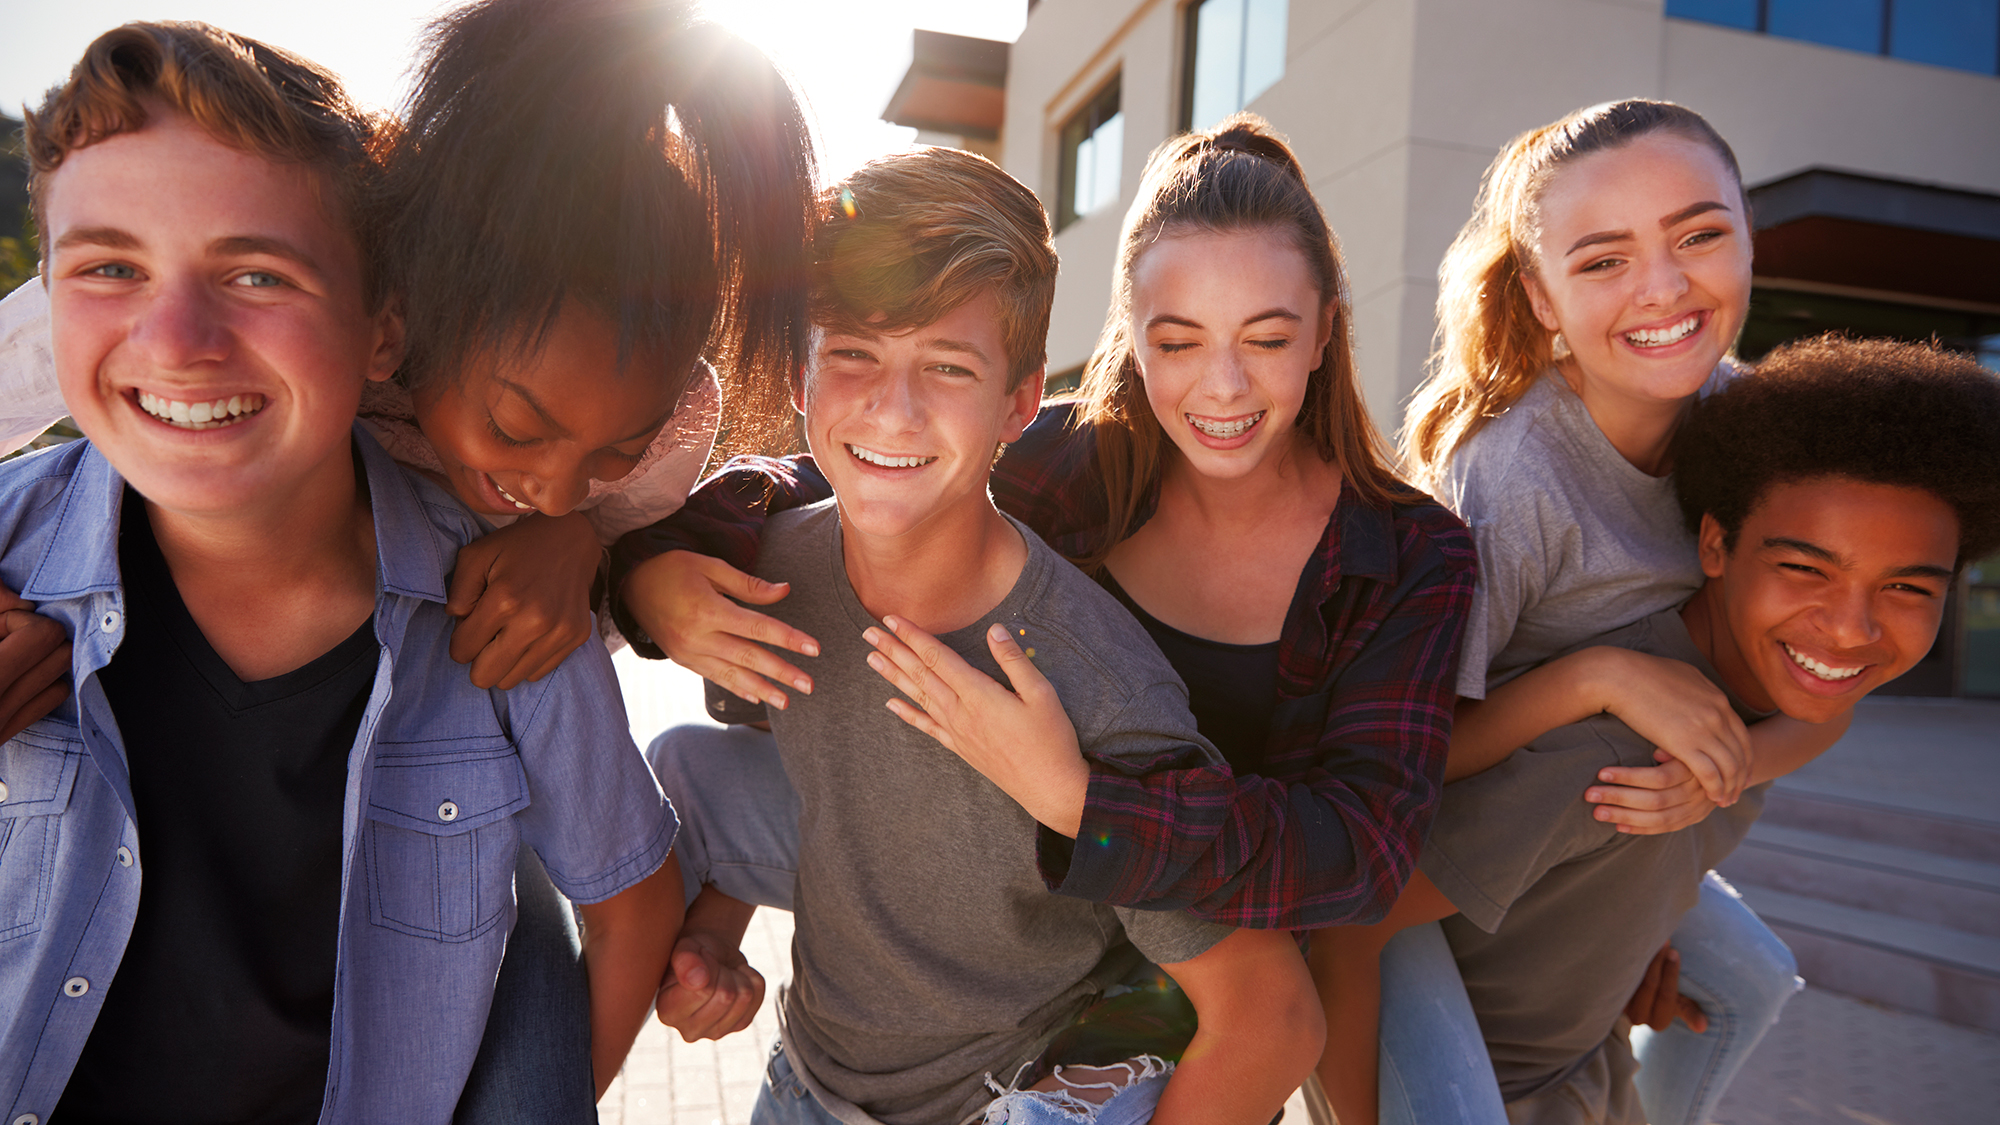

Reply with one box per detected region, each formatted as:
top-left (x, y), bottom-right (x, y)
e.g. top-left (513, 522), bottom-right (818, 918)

top-left (1630, 872), bottom-right (1801, 1125)
top-left (647, 722), bottom-right (801, 911)
top-left (453, 846), bottom-right (596, 1124)
top-left (1374, 874), bottom-right (1798, 1125)
top-left (750, 1041), bottom-right (1173, 1125)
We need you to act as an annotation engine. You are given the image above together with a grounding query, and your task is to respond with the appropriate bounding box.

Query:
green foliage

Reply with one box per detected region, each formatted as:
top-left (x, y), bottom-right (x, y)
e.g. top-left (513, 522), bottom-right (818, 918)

top-left (0, 206), bottom-right (36, 294)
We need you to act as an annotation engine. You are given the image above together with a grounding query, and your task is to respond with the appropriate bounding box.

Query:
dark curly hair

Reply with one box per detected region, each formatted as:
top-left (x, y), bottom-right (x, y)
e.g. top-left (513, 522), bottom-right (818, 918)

top-left (1673, 334), bottom-right (2000, 566)
top-left (381, 0), bottom-right (816, 454)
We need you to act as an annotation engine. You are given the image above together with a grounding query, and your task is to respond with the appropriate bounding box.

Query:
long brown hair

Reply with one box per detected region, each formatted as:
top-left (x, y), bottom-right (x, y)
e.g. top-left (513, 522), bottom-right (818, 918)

top-left (1401, 99), bottom-right (1743, 487)
top-left (1074, 113), bottom-right (1406, 570)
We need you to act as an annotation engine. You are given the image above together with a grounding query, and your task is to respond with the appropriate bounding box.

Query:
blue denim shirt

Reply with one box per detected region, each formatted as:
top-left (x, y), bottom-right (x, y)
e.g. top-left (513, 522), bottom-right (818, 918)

top-left (0, 429), bottom-right (676, 1125)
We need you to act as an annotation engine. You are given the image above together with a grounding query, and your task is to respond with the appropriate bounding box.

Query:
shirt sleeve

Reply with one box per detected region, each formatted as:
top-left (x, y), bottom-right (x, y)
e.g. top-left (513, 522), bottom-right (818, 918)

top-left (1456, 520), bottom-right (1534, 699)
top-left (504, 641), bottom-right (678, 903)
top-left (1419, 717), bottom-right (1640, 932)
top-left (607, 453), bottom-right (833, 658)
top-left (0, 280), bottom-right (68, 456)
top-left (1043, 515), bottom-right (1476, 930)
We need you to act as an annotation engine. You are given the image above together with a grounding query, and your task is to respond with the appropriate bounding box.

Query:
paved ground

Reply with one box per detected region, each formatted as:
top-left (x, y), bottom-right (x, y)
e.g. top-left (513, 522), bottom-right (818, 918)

top-left (604, 654), bottom-right (2000, 1124)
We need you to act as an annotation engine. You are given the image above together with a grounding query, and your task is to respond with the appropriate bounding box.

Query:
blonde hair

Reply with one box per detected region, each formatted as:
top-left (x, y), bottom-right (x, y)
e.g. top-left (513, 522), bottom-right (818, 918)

top-left (1401, 99), bottom-right (1743, 488)
top-left (1074, 113), bottom-right (1408, 571)
top-left (811, 146), bottom-right (1057, 391)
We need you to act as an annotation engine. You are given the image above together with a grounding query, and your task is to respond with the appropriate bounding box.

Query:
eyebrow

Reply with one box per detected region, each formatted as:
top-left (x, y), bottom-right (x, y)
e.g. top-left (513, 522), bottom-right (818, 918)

top-left (918, 337), bottom-right (993, 366)
top-left (1145, 308), bottom-right (1302, 332)
top-left (210, 235), bottom-right (322, 273)
top-left (52, 226), bottom-right (141, 253)
top-left (1763, 536), bottom-right (1955, 581)
top-left (1564, 200), bottom-right (1733, 257)
top-left (496, 376), bottom-right (669, 447)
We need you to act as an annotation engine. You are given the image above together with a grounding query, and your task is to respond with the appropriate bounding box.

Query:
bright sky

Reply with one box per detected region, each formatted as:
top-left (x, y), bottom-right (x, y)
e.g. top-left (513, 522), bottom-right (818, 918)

top-left (1, 0), bottom-right (1026, 182)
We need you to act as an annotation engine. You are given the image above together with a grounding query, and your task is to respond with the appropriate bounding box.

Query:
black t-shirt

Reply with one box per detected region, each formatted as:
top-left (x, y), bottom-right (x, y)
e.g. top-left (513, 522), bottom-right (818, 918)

top-left (1100, 571), bottom-right (1281, 769)
top-left (56, 489), bottom-right (378, 1125)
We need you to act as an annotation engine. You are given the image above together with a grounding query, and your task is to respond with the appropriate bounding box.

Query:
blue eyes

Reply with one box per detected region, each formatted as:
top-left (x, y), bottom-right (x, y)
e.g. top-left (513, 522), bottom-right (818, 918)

top-left (89, 263), bottom-right (138, 280)
top-left (233, 271), bottom-right (284, 288)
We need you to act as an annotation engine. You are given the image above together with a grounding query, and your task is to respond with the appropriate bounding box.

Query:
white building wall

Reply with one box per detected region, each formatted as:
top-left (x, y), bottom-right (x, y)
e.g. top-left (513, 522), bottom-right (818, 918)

top-left (1006, 0), bottom-right (2000, 432)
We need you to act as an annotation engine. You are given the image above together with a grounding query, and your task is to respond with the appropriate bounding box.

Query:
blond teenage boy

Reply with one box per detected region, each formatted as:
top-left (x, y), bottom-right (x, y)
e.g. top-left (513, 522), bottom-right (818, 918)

top-left (0, 24), bottom-right (679, 1123)
top-left (633, 149), bottom-right (1323, 1125)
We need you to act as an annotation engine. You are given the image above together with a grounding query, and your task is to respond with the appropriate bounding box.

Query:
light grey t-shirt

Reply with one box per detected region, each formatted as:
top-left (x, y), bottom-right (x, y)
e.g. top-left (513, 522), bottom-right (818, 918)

top-left (1438, 362), bottom-right (1739, 697)
top-left (756, 501), bottom-right (1232, 1125)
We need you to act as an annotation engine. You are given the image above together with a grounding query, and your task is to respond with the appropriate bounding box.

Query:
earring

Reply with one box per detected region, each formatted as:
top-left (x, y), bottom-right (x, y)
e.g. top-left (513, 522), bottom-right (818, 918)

top-left (1550, 331), bottom-right (1570, 361)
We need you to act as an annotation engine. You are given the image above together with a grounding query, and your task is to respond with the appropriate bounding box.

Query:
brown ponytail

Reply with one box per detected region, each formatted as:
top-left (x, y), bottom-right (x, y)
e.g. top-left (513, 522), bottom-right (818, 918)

top-left (1074, 113), bottom-right (1408, 571)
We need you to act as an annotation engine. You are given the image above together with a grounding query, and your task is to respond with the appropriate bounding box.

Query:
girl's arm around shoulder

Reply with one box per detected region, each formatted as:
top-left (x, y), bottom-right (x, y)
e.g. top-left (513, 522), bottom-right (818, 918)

top-left (1151, 928), bottom-right (1323, 1125)
top-left (1052, 500), bottom-right (1476, 929)
top-left (576, 858), bottom-right (686, 1097)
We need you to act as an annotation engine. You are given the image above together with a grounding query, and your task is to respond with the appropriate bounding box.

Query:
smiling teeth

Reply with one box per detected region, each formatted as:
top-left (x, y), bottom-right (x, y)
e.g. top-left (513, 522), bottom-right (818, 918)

top-left (1188, 412), bottom-right (1263, 438)
top-left (1784, 643), bottom-right (1864, 682)
top-left (138, 391), bottom-right (265, 430)
top-left (848, 444), bottom-right (936, 468)
top-left (1625, 315), bottom-right (1700, 348)
top-left (493, 481), bottom-right (534, 511)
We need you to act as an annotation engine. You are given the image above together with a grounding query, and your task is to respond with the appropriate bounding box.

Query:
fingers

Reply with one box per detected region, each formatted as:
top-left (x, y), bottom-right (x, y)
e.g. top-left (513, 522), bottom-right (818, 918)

top-left (1625, 944), bottom-right (1667, 1028)
top-left (863, 619), bottom-right (964, 720)
top-left (655, 945), bottom-right (765, 1042)
top-left (983, 623), bottom-right (1057, 705)
top-left (444, 543), bottom-right (496, 619)
top-left (0, 679), bottom-right (70, 743)
top-left (697, 554), bottom-right (796, 610)
top-left (0, 612), bottom-right (72, 738)
top-left (1661, 743), bottom-right (1732, 810)
top-left (1676, 994), bottom-right (1710, 1034)
top-left (0, 585), bottom-right (30, 615)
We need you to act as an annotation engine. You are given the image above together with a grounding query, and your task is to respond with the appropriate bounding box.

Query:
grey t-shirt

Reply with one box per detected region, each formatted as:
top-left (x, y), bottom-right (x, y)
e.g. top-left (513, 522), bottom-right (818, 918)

top-left (1420, 610), bottom-right (1772, 1124)
top-left (756, 501), bottom-right (1232, 1125)
top-left (1439, 362), bottom-right (1739, 697)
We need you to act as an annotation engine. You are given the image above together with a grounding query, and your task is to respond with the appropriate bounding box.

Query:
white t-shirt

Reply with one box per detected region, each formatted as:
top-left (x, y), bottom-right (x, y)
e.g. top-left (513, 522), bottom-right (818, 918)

top-left (1434, 362), bottom-right (1740, 697)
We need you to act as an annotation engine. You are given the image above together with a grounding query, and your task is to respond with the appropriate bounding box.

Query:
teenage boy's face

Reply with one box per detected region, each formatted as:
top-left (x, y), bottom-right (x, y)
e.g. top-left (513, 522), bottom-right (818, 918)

top-left (1698, 477), bottom-right (1959, 723)
top-left (43, 107), bottom-right (401, 517)
top-left (801, 288), bottom-right (1041, 542)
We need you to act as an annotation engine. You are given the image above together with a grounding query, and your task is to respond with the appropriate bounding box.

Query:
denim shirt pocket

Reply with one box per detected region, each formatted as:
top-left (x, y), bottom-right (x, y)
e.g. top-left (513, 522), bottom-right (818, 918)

top-left (0, 726), bottom-right (84, 943)
top-left (362, 740), bottom-right (530, 942)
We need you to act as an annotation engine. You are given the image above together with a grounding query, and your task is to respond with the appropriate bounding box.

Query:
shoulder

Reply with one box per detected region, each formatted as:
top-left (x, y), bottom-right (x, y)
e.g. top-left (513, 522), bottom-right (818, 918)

top-left (757, 499), bottom-right (840, 582)
top-left (0, 441), bottom-right (99, 564)
top-left (1385, 492), bottom-right (1477, 583)
top-left (1442, 378), bottom-right (1577, 513)
top-left (1011, 525), bottom-right (1188, 704)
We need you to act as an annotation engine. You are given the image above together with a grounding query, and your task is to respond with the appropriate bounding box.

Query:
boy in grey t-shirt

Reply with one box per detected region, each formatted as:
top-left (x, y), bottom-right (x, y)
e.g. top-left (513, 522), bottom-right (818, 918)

top-left (639, 150), bottom-right (1322, 1125)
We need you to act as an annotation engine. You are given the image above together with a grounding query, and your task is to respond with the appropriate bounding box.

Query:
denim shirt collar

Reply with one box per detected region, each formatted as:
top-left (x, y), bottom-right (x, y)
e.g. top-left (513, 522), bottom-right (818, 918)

top-left (20, 422), bottom-right (464, 606)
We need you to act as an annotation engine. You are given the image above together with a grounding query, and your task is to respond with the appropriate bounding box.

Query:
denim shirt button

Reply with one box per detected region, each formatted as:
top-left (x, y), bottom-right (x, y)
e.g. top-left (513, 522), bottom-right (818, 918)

top-left (62, 977), bottom-right (89, 998)
top-left (0, 780), bottom-right (9, 803)
top-left (99, 610), bottom-right (121, 634)
top-left (437, 800), bottom-right (459, 823)
top-left (117, 846), bottom-right (134, 867)
top-left (15, 1113), bottom-right (41, 1125)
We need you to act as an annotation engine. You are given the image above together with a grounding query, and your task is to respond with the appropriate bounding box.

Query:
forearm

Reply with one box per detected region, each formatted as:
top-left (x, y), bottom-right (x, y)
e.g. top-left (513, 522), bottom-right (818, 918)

top-left (1748, 709), bottom-right (1850, 786)
top-left (1447, 650), bottom-right (1615, 781)
top-left (579, 860), bottom-right (685, 1097)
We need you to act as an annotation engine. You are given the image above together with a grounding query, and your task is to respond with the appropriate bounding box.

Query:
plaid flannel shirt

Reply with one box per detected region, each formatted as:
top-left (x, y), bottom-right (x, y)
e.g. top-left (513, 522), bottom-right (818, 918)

top-left (612, 402), bottom-right (1475, 928)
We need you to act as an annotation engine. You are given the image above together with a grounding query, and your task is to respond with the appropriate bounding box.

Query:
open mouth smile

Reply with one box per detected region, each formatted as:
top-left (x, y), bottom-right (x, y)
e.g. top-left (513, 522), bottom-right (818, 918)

top-left (1187, 411), bottom-right (1264, 439)
top-left (1623, 313), bottom-right (1703, 350)
top-left (137, 391), bottom-right (267, 431)
top-left (1783, 642), bottom-right (1867, 682)
top-left (848, 444), bottom-right (936, 469)
top-left (489, 477), bottom-right (535, 511)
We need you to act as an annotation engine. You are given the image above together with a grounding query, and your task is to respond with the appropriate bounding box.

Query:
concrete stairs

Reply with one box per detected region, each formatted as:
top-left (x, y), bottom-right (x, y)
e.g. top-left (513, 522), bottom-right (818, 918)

top-left (1715, 698), bottom-right (2000, 1032)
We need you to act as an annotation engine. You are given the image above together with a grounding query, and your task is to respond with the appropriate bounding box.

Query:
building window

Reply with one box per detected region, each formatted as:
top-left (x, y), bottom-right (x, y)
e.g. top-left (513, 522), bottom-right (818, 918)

top-left (1058, 78), bottom-right (1124, 230)
top-left (1183, 0), bottom-right (1290, 132)
top-left (1667, 0), bottom-right (2000, 76)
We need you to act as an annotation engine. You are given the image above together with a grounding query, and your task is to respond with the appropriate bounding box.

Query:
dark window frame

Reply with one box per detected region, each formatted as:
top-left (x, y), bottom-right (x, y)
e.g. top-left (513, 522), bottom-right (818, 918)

top-left (1057, 76), bottom-right (1123, 232)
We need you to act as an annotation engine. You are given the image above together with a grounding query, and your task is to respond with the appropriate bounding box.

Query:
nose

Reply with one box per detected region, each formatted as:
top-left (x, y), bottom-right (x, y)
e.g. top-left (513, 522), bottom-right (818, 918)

top-left (1634, 251), bottom-right (1691, 310)
top-left (1818, 583), bottom-right (1884, 651)
top-left (128, 275), bottom-right (230, 370)
top-left (1199, 346), bottom-right (1253, 403)
top-left (865, 368), bottom-right (924, 432)
top-left (513, 458), bottom-right (592, 518)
